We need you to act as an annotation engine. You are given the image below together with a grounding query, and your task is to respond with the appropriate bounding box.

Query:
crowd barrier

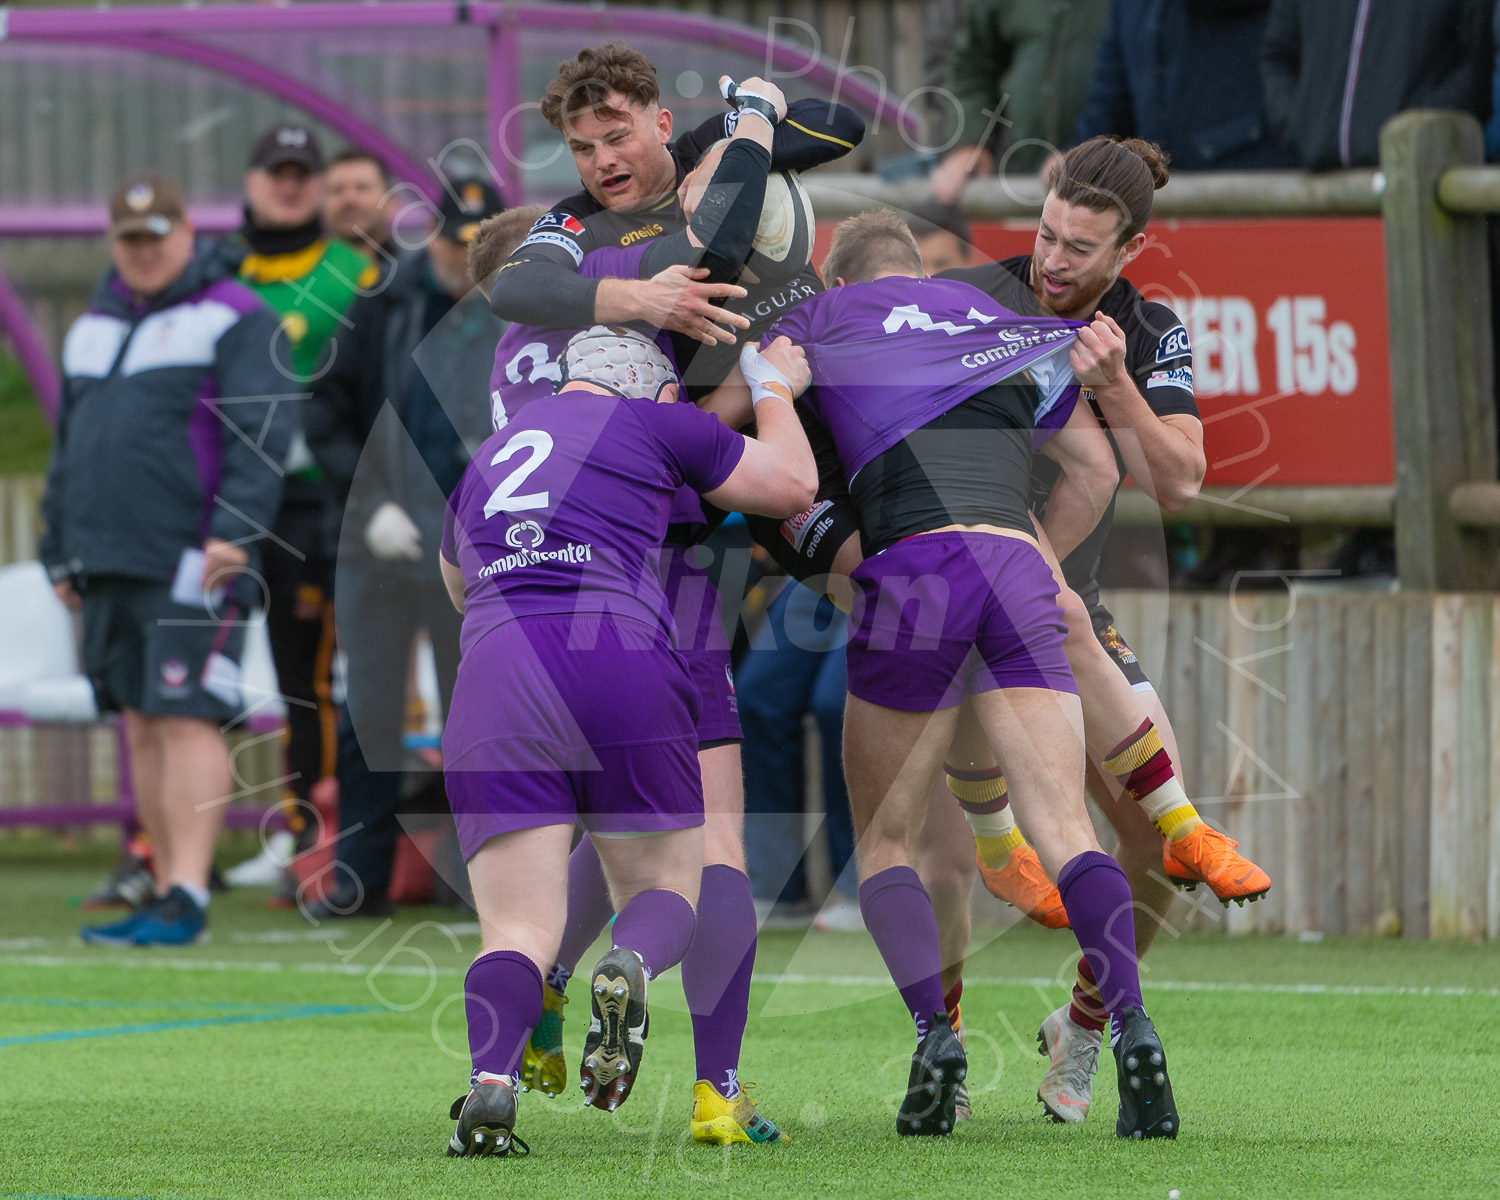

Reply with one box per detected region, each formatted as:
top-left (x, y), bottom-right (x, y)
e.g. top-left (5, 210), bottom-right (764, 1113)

top-left (1104, 587), bottom-right (1500, 941)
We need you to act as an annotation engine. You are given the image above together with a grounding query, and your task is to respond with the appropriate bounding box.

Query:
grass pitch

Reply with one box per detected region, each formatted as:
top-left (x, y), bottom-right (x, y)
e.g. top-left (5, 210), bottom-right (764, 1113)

top-left (2, 841), bottom-right (1498, 1200)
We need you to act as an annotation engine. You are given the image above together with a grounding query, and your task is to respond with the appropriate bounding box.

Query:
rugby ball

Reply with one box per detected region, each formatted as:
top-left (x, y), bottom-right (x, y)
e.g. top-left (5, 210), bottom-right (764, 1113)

top-left (747, 169), bottom-right (815, 283)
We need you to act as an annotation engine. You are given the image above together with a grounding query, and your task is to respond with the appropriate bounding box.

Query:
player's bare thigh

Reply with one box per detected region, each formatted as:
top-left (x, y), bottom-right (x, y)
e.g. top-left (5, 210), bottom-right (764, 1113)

top-left (593, 825), bottom-right (706, 913)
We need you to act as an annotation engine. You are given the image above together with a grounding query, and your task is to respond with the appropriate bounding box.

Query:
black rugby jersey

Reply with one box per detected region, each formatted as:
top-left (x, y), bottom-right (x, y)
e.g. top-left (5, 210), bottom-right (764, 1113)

top-left (491, 100), bottom-right (861, 392)
top-left (941, 254), bottom-right (1199, 607)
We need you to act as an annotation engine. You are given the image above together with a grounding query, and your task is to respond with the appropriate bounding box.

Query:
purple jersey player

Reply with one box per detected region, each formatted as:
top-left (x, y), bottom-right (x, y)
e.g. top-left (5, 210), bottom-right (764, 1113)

top-left (467, 99), bottom-right (812, 1144)
top-left (766, 210), bottom-right (1179, 1142)
top-left (487, 242), bottom-right (742, 750)
top-left (439, 326), bottom-right (814, 1157)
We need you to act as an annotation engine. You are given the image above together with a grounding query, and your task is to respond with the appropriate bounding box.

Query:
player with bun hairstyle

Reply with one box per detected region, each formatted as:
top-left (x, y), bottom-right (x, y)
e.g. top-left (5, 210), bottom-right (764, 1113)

top-left (933, 135), bottom-right (1270, 1124)
top-left (760, 207), bottom-right (1180, 1141)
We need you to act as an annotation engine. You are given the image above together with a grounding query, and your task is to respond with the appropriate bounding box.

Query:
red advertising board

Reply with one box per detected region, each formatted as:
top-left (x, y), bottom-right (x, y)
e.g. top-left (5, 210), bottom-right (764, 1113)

top-left (812, 218), bottom-right (1392, 487)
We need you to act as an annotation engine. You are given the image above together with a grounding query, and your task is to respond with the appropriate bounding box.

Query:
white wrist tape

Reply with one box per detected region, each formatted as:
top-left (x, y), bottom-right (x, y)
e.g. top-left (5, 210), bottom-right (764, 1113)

top-left (739, 342), bottom-right (795, 407)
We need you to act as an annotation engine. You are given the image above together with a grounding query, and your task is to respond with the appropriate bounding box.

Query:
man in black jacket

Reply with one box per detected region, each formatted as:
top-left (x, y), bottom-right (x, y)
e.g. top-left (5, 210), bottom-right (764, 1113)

top-left (1077, 0), bottom-right (1292, 171)
top-left (41, 172), bottom-right (296, 946)
top-left (303, 177), bottom-right (505, 919)
top-left (1262, 0), bottom-right (1491, 170)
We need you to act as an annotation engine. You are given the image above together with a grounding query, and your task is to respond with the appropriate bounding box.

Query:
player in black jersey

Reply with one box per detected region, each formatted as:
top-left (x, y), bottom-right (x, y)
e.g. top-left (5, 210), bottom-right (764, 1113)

top-left (489, 42), bottom-right (862, 340)
top-left (932, 136), bottom-right (1270, 1124)
top-left (483, 44), bottom-right (864, 1146)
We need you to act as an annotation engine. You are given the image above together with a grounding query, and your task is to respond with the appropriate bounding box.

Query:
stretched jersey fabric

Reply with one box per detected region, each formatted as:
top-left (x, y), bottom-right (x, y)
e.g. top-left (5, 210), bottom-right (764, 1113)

top-left (487, 244), bottom-right (655, 431)
top-left (942, 256), bottom-right (1199, 606)
top-left (764, 275), bottom-right (1083, 481)
top-left (442, 391), bottom-right (743, 655)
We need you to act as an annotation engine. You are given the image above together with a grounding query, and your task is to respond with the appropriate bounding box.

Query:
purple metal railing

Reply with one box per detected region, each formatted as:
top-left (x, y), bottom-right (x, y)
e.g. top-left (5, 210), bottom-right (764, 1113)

top-left (0, 272), bottom-right (60, 419)
top-left (0, 3), bottom-right (910, 831)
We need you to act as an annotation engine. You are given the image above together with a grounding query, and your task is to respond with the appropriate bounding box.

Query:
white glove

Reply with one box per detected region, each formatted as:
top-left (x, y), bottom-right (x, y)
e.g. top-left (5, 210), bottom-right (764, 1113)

top-left (364, 502), bottom-right (423, 561)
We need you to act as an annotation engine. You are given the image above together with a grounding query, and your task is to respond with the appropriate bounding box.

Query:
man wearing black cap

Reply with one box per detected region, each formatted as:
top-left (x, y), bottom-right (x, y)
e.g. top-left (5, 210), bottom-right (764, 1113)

top-left (41, 171), bottom-right (295, 945)
top-left (302, 175), bottom-right (507, 919)
top-left (217, 123), bottom-right (381, 897)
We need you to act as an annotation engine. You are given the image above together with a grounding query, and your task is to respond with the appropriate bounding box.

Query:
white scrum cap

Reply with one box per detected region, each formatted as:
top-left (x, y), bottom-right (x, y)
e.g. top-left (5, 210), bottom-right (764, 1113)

top-left (561, 325), bottom-right (678, 402)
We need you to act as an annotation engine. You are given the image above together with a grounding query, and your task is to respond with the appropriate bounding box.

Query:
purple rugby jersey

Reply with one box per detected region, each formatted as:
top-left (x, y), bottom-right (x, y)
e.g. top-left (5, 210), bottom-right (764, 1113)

top-left (763, 275), bottom-right (1085, 482)
top-left (487, 242), bottom-right (713, 535)
top-left (488, 244), bottom-right (656, 432)
top-left (442, 389), bottom-right (744, 654)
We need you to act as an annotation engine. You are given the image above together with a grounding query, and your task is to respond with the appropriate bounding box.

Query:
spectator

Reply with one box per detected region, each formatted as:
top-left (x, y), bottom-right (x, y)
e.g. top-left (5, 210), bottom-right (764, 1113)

top-left (1488, 0), bottom-right (1500, 162)
top-left (1258, 0), bottom-right (1490, 581)
top-left (217, 124), bottom-right (381, 899)
top-left (931, 0), bottom-right (1111, 199)
top-left (324, 147), bottom-right (401, 260)
top-left (1078, 0), bottom-right (1292, 171)
top-left (907, 199), bottom-right (980, 274)
top-left (42, 172), bottom-right (294, 946)
top-left (1262, 0), bottom-right (1491, 170)
top-left (736, 578), bottom-right (859, 929)
top-left (303, 176), bottom-right (506, 921)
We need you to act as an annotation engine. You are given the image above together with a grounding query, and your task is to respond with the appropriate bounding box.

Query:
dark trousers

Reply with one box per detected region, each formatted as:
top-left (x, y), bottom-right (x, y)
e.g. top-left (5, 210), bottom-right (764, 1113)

top-left (332, 562), bottom-right (461, 902)
top-left (736, 580), bottom-right (855, 904)
top-left (262, 500), bottom-right (336, 816)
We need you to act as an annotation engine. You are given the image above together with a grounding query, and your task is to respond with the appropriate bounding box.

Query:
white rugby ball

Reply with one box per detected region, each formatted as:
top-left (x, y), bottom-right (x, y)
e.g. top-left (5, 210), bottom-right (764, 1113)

top-left (748, 169), bottom-right (815, 282)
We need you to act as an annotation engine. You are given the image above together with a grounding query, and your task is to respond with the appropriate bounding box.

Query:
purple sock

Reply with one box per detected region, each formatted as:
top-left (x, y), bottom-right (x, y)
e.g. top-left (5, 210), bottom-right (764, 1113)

top-left (681, 865), bottom-right (757, 1097)
top-left (465, 950), bottom-right (543, 1081)
top-left (549, 834), bottom-right (616, 991)
top-left (610, 887), bottom-right (696, 980)
top-left (1056, 850), bottom-right (1144, 1028)
top-left (858, 866), bottom-right (946, 1039)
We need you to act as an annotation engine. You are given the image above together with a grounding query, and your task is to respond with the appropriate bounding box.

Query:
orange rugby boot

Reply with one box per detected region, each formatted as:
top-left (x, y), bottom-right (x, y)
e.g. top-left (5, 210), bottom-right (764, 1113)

top-left (975, 844), bottom-right (1071, 929)
top-left (1162, 824), bottom-right (1271, 905)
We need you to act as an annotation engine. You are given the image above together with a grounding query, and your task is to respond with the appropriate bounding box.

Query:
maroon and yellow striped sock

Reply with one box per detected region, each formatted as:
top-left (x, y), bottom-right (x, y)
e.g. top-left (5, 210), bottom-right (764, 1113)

top-left (943, 979), bottom-right (963, 1034)
top-left (946, 764), bottom-right (1026, 868)
top-left (1068, 956), bottom-right (1108, 1033)
top-left (1101, 719), bottom-right (1199, 841)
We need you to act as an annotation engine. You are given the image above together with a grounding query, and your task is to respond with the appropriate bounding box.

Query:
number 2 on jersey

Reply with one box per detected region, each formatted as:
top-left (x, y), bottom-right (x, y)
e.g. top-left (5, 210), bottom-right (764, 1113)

top-left (483, 428), bottom-right (553, 517)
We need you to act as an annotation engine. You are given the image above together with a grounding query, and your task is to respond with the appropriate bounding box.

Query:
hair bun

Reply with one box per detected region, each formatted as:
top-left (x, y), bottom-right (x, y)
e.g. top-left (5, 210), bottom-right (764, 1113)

top-left (1116, 138), bottom-right (1171, 190)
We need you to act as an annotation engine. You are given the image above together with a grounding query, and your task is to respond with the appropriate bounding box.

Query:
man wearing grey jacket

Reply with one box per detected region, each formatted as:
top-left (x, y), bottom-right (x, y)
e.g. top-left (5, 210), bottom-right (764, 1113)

top-left (41, 171), bottom-right (297, 947)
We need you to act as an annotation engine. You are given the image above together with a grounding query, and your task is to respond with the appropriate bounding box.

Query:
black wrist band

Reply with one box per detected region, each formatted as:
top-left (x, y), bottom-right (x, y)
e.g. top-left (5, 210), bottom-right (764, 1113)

top-left (733, 95), bottom-right (780, 126)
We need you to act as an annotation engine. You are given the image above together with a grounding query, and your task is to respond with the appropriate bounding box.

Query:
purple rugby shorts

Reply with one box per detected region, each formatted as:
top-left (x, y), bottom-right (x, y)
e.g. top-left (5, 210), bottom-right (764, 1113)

top-left (660, 543), bottom-right (741, 744)
top-left (845, 531), bottom-right (1077, 711)
top-left (442, 613), bottom-right (705, 859)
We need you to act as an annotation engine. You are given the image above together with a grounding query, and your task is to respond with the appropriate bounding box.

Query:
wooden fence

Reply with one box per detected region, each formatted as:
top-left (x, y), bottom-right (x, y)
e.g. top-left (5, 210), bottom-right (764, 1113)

top-left (1103, 587), bottom-right (1500, 940)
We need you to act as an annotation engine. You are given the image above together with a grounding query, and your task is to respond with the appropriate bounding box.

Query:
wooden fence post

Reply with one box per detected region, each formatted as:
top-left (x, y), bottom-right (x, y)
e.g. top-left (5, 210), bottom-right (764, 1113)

top-left (1380, 111), bottom-right (1499, 590)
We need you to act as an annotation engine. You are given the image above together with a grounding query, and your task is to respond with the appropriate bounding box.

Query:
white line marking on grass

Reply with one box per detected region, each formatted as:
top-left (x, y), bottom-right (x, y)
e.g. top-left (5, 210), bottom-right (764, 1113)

top-left (3, 955), bottom-right (1496, 998)
top-left (762, 974), bottom-right (1500, 999)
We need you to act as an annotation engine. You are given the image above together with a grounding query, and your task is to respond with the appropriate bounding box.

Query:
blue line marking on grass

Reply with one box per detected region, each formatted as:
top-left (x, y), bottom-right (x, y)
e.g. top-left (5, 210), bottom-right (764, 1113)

top-left (5, 1194), bottom-right (205, 1200)
top-left (0, 997), bottom-right (340, 1012)
top-left (0, 1003), bottom-right (381, 1048)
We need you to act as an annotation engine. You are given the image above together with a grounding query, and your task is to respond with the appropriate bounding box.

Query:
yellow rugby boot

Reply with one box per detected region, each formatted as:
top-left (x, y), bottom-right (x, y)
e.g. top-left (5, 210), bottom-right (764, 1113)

top-left (690, 1081), bottom-right (790, 1145)
top-left (519, 982), bottom-right (567, 1097)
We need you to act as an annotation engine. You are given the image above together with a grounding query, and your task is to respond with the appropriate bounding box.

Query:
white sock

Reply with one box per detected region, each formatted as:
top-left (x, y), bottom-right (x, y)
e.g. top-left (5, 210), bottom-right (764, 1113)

top-left (178, 882), bottom-right (211, 911)
top-left (964, 803), bottom-right (1016, 839)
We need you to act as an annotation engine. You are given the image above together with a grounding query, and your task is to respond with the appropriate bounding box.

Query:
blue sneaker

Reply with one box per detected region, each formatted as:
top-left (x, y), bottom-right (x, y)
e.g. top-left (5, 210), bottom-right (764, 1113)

top-left (126, 887), bottom-right (208, 946)
top-left (80, 904), bottom-right (156, 946)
